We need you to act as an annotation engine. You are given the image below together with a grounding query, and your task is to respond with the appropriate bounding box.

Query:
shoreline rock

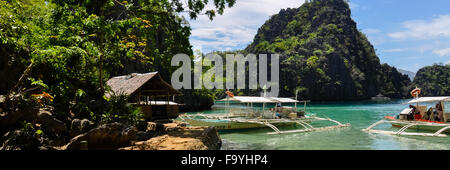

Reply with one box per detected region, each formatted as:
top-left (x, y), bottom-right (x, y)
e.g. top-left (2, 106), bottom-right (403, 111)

top-left (63, 122), bottom-right (137, 150)
top-left (120, 123), bottom-right (221, 150)
top-left (70, 118), bottom-right (96, 138)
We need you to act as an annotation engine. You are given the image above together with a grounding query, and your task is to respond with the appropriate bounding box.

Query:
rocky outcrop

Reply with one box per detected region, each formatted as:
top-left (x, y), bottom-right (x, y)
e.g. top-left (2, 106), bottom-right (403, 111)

top-left (123, 135), bottom-right (210, 150)
top-left (0, 97), bottom-right (67, 149)
top-left (120, 125), bottom-right (221, 150)
top-left (411, 64), bottom-right (450, 96)
top-left (0, 94), bottom-right (39, 129)
top-left (36, 109), bottom-right (67, 134)
top-left (64, 122), bottom-right (137, 150)
top-left (242, 0), bottom-right (411, 100)
top-left (70, 118), bottom-right (96, 138)
top-left (35, 108), bottom-right (68, 146)
top-left (0, 130), bottom-right (46, 150)
top-left (1, 94), bottom-right (220, 151)
top-left (135, 121), bottom-right (189, 141)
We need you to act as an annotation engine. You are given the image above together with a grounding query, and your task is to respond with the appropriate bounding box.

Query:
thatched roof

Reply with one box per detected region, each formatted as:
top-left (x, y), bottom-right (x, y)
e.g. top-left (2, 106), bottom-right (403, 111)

top-left (105, 72), bottom-right (181, 98)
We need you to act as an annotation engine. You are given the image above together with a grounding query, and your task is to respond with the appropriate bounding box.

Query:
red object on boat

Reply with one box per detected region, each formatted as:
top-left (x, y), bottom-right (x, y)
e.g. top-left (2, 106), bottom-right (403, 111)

top-left (410, 87), bottom-right (421, 97)
top-left (226, 90), bottom-right (234, 97)
top-left (414, 114), bottom-right (422, 120)
top-left (385, 116), bottom-right (396, 120)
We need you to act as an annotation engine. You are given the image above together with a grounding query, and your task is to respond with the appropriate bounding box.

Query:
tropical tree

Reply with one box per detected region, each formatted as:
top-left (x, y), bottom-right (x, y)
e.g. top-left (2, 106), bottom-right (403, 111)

top-left (1, 0), bottom-right (236, 121)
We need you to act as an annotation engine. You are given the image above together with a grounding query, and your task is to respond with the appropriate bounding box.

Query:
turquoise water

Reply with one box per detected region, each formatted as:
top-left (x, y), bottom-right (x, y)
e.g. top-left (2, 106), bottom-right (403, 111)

top-left (186, 100), bottom-right (450, 150)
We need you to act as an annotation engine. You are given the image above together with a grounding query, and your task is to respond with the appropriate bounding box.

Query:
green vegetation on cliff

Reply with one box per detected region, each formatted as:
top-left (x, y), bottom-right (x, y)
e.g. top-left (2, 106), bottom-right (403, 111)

top-left (412, 64), bottom-right (450, 96)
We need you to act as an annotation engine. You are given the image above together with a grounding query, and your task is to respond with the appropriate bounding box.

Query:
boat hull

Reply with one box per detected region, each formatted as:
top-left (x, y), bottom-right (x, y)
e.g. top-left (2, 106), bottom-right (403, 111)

top-left (384, 116), bottom-right (450, 133)
top-left (184, 118), bottom-right (299, 130)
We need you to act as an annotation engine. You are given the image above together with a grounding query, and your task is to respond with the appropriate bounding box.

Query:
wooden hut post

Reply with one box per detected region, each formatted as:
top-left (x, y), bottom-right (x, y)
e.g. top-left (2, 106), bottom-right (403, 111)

top-left (138, 88), bottom-right (141, 105)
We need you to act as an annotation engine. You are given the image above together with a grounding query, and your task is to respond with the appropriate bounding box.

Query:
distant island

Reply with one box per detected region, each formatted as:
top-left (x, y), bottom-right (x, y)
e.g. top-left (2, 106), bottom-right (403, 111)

top-left (397, 69), bottom-right (416, 81)
top-left (411, 64), bottom-right (450, 96)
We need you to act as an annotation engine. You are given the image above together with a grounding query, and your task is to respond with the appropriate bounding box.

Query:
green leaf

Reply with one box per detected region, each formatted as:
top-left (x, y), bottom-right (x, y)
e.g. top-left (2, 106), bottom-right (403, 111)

top-left (36, 130), bottom-right (43, 135)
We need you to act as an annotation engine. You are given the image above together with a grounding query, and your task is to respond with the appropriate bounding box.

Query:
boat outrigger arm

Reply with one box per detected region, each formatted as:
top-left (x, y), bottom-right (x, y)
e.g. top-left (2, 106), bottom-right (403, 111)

top-left (265, 117), bottom-right (350, 135)
top-left (363, 120), bottom-right (450, 137)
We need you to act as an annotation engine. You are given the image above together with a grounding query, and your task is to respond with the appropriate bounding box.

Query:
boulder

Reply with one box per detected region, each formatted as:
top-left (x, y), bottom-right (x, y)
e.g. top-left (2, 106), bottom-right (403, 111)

top-left (36, 109), bottom-right (67, 134)
top-left (199, 126), bottom-right (222, 150)
top-left (135, 131), bottom-right (157, 141)
top-left (145, 121), bottom-right (187, 132)
top-left (146, 122), bottom-right (157, 131)
top-left (163, 122), bottom-right (181, 132)
top-left (120, 135), bottom-right (209, 150)
top-left (0, 130), bottom-right (43, 150)
top-left (120, 126), bottom-right (221, 150)
top-left (64, 122), bottom-right (137, 150)
top-left (0, 108), bottom-right (39, 129)
top-left (70, 118), bottom-right (96, 138)
top-left (0, 94), bottom-right (39, 129)
top-left (145, 122), bottom-right (164, 132)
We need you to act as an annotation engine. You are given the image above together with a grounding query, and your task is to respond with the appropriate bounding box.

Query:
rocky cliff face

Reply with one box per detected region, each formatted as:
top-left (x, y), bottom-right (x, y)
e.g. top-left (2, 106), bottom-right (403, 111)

top-left (245, 0), bottom-right (410, 100)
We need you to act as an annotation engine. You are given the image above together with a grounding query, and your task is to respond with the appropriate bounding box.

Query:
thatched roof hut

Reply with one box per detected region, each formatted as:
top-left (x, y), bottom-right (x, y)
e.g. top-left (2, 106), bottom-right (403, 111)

top-left (106, 72), bottom-right (181, 99)
top-left (106, 72), bottom-right (182, 120)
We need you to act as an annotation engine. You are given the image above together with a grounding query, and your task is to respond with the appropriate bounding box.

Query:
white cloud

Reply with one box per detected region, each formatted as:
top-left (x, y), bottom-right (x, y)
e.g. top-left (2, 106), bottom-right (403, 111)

top-left (187, 0), bottom-right (306, 53)
top-left (388, 15), bottom-right (450, 39)
top-left (414, 63), bottom-right (421, 69)
top-left (190, 26), bottom-right (255, 51)
top-left (446, 60), bottom-right (450, 65)
top-left (432, 48), bottom-right (450, 57)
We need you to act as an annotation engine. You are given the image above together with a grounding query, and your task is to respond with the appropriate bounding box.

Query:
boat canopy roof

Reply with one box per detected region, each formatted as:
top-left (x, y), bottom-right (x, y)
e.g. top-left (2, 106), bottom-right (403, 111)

top-left (270, 97), bottom-right (300, 103)
top-left (218, 96), bottom-right (299, 103)
top-left (406, 97), bottom-right (450, 104)
top-left (132, 101), bottom-right (183, 105)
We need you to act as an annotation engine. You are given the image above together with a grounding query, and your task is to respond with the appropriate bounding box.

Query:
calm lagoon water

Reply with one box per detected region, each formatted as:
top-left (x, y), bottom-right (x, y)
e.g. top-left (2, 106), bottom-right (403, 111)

top-left (186, 100), bottom-right (450, 150)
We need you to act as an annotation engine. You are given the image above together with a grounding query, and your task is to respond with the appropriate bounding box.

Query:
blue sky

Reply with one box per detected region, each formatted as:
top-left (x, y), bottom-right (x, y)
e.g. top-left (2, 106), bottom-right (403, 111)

top-left (187, 0), bottom-right (450, 72)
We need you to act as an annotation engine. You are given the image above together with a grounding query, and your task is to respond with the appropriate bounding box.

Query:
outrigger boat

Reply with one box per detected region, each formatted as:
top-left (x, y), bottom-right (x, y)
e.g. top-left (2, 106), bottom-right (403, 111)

top-left (180, 92), bottom-right (350, 135)
top-left (363, 87), bottom-right (450, 137)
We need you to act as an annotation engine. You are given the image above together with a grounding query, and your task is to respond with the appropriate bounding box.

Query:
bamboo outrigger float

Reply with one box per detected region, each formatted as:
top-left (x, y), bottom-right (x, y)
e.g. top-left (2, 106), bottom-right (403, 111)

top-left (363, 88), bottom-right (450, 137)
top-left (180, 91), bottom-right (350, 135)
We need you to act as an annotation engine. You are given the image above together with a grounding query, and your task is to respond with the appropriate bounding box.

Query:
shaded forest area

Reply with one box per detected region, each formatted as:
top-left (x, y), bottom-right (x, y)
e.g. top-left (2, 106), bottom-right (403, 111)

top-left (0, 0), bottom-right (235, 150)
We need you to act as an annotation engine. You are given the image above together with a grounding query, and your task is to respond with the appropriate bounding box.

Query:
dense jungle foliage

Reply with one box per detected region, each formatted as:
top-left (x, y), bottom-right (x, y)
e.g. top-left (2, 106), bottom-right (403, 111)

top-left (0, 0), bottom-right (236, 123)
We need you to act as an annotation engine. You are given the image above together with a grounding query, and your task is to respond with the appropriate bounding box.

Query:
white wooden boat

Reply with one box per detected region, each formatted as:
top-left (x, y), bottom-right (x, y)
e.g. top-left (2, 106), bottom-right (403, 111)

top-left (180, 95), bottom-right (350, 135)
top-left (183, 116), bottom-right (299, 130)
top-left (363, 95), bottom-right (450, 137)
